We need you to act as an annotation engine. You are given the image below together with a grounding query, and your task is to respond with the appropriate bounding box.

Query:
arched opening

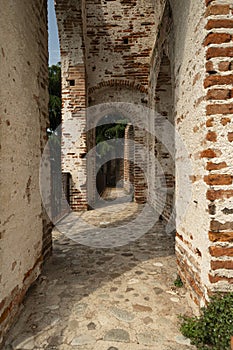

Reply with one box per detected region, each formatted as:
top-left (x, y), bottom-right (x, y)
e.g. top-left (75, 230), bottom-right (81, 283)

top-left (86, 83), bottom-right (148, 209)
top-left (95, 115), bottom-right (127, 200)
top-left (124, 124), bottom-right (135, 194)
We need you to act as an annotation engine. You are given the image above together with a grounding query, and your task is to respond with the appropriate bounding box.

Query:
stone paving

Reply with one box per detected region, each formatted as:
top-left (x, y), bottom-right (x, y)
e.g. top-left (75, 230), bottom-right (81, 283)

top-left (5, 188), bottom-right (196, 350)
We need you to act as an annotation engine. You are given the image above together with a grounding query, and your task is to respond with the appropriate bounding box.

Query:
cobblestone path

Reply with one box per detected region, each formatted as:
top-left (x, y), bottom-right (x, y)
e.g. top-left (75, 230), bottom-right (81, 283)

top-left (5, 189), bottom-right (196, 350)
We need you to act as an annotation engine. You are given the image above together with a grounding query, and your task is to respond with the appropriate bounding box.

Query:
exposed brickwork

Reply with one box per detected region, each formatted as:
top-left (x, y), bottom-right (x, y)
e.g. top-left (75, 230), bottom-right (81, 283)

top-left (56, 0), bottom-right (161, 209)
top-left (221, 117), bottom-right (231, 126)
top-left (228, 132), bottom-right (233, 142)
top-left (200, 149), bottom-right (219, 158)
top-left (210, 246), bottom-right (233, 257)
top-left (124, 124), bottom-right (135, 193)
top-left (204, 74), bottom-right (233, 88)
top-left (207, 47), bottom-right (233, 60)
top-left (61, 64), bottom-right (88, 211)
top-left (205, 4), bottom-right (230, 16)
top-left (206, 161), bottom-right (227, 170)
top-left (207, 89), bottom-right (231, 100)
top-left (207, 189), bottom-right (233, 201)
top-left (206, 131), bottom-right (217, 142)
top-left (211, 260), bottom-right (233, 270)
top-left (133, 126), bottom-right (148, 205)
top-left (206, 19), bottom-right (233, 30)
top-left (207, 103), bottom-right (233, 115)
top-left (85, 0), bottom-right (158, 91)
top-left (176, 238), bottom-right (205, 305)
top-left (209, 231), bottom-right (233, 242)
top-left (204, 33), bottom-right (231, 46)
top-left (204, 0), bottom-right (233, 297)
top-left (209, 275), bottom-right (233, 284)
top-left (218, 61), bottom-right (231, 72)
top-left (204, 174), bottom-right (232, 186)
top-left (88, 80), bottom-right (148, 95)
top-left (56, 0), bottom-right (88, 211)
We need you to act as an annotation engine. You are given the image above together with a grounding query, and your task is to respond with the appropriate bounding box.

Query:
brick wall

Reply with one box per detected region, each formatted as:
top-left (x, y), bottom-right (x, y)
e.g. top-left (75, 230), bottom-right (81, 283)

top-left (85, 0), bottom-right (157, 91)
top-left (56, 0), bottom-right (88, 211)
top-left (124, 124), bottom-right (135, 193)
top-left (61, 63), bottom-right (88, 211)
top-left (84, 0), bottom-right (167, 206)
top-left (168, 0), bottom-right (210, 307)
top-left (56, 0), bottom-right (164, 209)
top-left (168, 0), bottom-right (233, 306)
top-left (0, 0), bottom-right (51, 346)
top-left (204, 0), bottom-right (233, 292)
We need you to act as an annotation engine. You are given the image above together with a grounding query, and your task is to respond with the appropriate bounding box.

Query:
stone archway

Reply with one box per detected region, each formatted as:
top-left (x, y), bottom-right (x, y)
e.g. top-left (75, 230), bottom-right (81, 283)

top-left (86, 99), bottom-right (148, 208)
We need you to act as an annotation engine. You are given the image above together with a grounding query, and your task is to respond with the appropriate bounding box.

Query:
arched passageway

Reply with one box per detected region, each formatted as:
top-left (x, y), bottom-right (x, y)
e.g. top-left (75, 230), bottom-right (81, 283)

top-left (1, 0), bottom-right (233, 347)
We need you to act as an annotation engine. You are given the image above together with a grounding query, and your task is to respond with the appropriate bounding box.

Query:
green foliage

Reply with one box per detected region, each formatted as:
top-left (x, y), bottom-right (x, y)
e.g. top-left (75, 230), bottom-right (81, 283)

top-left (174, 275), bottom-right (183, 288)
top-left (49, 63), bottom-right (61, 131)
top-left (104, 122), bottom-right (127, 140)
top-left (96, 120), bottom-right (127, 157)
top-left (179, 293), bottom-right (233, 350)
top-left (49, 63), bottom-right (61, 97)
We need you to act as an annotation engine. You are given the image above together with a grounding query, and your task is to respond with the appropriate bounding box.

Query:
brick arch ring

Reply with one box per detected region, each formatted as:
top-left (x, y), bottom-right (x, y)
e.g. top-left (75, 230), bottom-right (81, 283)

top-left (88, 79), bottom-right (148, 95)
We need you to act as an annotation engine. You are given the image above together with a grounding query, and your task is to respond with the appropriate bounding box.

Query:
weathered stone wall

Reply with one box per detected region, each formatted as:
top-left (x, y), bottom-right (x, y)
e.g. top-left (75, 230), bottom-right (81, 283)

top-left (0, 0), bottom-right (50, 345)
top-left (169, 0), bottom-right (233, 306)
top-left (169, 0), bottom-right (210, 307)
top-left (147, 0), bottom-right (233, 307)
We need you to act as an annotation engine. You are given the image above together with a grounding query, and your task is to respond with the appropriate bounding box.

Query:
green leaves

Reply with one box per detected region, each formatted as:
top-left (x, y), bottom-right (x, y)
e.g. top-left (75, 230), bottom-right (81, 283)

top-left (49, 63), bottom-right (61, 98)
top-left (179, 293), bottom-right (233, 350)
top-left (174, 275), bottom-right (183, 288)
top-left (48, 63), bottom-right (61, 131)
top-left (96, 120), bottom-right (127, 157)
